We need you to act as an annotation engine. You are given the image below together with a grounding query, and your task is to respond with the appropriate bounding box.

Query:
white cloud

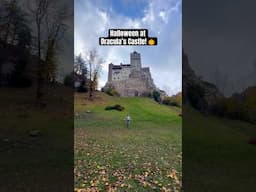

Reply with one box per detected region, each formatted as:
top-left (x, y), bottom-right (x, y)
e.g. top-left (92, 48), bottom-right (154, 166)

top-left (142, 1), bottom-right (155, 25)
top-left (75, 0), bottom-right (181, 94)
top-left (159, 11), bottom-right (167, 23)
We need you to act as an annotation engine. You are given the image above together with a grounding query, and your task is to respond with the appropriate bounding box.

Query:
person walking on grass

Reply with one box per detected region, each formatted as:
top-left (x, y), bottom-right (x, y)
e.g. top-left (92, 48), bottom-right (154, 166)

top-left (125, 114), bottom-right (131, 128)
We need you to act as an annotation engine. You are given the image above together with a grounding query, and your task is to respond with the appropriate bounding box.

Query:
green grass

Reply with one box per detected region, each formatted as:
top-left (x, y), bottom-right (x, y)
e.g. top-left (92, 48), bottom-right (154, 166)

top-left (183, 106), bottom-right (256, 192)
top-left (0, 87), bottom-right (73, 191)
top-left (74, 92), bottom-right (182, 191)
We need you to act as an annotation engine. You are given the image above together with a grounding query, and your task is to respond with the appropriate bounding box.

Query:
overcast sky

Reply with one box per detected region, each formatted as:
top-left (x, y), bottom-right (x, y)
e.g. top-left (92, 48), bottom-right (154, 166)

top-left (183, 0), bottom-right (256, 96)
top-left (75, 0), bottom-right (181, 95)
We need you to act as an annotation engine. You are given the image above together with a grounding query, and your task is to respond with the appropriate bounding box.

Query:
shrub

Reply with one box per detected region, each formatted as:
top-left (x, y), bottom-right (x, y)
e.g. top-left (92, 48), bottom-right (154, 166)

top-left (211, 92), bottom-right (256, 124)
top-left (105, 104), bottom-right (125, 111)
top-left (104, 86), bottom-right (120, 96)
top-left (186, 84), bottom-right (207, 111)
top-left (163, 92), bottom-right (182, 107)
top-left (153, 90), bottom-right (161, 103)
top-left (163, 97), bottom-right (179, 107)
top-left (76, 80), bottom-right (88, 92)
top-left (64, 73), bottom-right (74, 87)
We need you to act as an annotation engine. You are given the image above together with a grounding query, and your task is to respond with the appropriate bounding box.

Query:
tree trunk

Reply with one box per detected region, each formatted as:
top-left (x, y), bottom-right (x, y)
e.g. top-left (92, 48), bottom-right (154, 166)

top-left (89, 62), bottom-right (93, 99)
top-left (36, 21), bottom-right (44, 105)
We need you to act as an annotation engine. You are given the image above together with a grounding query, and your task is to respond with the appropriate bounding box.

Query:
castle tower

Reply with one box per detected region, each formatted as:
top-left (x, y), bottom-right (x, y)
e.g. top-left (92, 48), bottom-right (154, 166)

top-left (130, 51), bottom-right (141, 69)
top-left (108, 63), bottom-right (113, 82)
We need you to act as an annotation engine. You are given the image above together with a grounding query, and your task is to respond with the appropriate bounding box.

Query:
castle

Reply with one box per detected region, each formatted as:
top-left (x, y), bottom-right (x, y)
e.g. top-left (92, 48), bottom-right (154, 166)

top-left (104, 51), bottom-right (157, 97)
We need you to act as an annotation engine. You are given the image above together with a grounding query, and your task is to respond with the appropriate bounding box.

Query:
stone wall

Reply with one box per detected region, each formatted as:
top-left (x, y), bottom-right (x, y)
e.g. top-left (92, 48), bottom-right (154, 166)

top-left (110, 79), bottom-right (152, 97)
top-left (104, 52), bottom-right (157, 97)
top-left (112, 66), bottom-right (132, 81)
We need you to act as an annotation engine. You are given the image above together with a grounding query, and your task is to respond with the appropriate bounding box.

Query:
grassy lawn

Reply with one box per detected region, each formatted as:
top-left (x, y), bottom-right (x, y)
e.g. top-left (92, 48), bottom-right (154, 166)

top-left (74, 92), bottom-right (182, 191)
top-left (0, 87), bottom-right (73, 191)
top-left (183, 106), bottom-right (256, 192)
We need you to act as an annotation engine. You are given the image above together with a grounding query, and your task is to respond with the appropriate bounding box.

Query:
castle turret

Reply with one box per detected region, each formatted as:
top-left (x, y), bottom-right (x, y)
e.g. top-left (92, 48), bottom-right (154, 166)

top-left (108, 63), bottom-right (113, 82)
top-left (130, 51), bottom-right (141, 69)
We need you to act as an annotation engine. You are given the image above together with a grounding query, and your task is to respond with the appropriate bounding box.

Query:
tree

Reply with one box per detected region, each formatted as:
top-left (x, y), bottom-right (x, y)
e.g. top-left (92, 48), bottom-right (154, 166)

top-left (1, 0), bottom-right (18, 46)
top-left (27, 0), bottom-right (69, 104)
top-left (74, 54), bottom-right (87, 92)
top-left (27, 0), bottom-right (49, 102)
top-left (44, 2), bottom-right (68, 83)
top-left (153, 90), bottom-right (161, 103)
top-left (74, 54), bottom-right (87, 77)
top-left (0, 0), bottom-right (31, 47)
top-left (0, 0), bottom-right (31, 87)
top-left (86, 50), bottom-right (104, 99)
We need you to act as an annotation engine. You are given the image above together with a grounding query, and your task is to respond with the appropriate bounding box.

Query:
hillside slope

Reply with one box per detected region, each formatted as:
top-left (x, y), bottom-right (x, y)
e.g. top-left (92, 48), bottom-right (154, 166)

top-left (183, 106), bottom-right (256, 192)
top-left (74, 92), bottom-right (182, 191)
top-left (75, 92), bottom-right (181, 129)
